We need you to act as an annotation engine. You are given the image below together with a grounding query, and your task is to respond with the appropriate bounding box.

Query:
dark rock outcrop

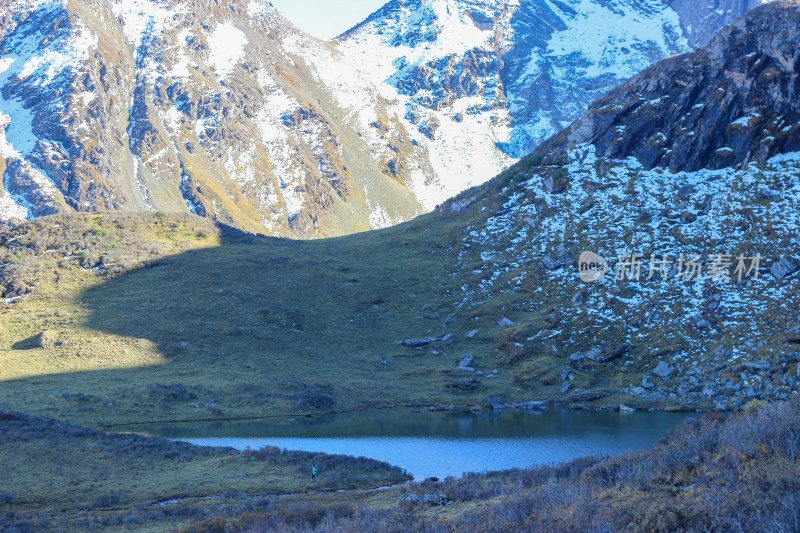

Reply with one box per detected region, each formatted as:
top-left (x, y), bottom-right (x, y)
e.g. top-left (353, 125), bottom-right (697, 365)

top-left (538, 1), bottom-right (800, 172)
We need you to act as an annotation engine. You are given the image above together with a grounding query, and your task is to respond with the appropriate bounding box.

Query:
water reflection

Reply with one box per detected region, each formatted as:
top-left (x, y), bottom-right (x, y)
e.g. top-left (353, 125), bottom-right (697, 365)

top-left (134, 409), bottom-right (695, 480)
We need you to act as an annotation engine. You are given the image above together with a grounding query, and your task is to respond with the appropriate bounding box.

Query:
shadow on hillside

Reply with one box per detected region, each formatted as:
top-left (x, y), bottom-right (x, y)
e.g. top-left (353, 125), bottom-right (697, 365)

top-left (78, 218), bottom-right (456, 364)
top-left (0, 216), bottom-right (487, 425)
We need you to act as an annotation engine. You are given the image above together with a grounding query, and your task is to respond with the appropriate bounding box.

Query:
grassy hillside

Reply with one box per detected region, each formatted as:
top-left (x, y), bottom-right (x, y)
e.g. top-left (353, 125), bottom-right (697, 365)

top-left (0, 210), bottom-right (534, 427)
top-left (0, 410), bottom-right (409, 532)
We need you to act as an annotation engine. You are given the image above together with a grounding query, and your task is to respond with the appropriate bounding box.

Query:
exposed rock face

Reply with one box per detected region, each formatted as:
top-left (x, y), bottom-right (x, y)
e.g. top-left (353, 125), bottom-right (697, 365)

top-left (339, 0), bottom-right (764, 171)
top-left (0, 0), bottom-right (425, 236)
top-left (540, 1), bottom-right (800, 172)
top-left (0, 0), bottom-right (770, 233)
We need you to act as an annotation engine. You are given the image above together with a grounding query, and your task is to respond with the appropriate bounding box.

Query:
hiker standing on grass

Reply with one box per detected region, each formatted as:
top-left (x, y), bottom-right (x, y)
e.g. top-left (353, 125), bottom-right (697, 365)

top-left (311, 464), bottom-right (318, 481)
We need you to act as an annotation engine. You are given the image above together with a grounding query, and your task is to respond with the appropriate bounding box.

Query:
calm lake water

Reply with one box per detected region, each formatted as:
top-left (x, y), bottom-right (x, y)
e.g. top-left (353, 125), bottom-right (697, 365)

top-left (136, 409), bottom-right (695, 480)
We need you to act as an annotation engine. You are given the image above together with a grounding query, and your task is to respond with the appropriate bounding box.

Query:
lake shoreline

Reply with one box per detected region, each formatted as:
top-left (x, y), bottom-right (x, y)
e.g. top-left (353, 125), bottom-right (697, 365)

top-left (103, 400), bottom-right (707, 431)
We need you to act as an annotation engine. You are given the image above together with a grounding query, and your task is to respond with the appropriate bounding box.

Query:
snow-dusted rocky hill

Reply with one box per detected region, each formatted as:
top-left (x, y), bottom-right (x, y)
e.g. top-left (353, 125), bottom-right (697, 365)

top-left (448, 1), bottom-right (800, 408)
top-left (0, 0), bottom-right (768, 235)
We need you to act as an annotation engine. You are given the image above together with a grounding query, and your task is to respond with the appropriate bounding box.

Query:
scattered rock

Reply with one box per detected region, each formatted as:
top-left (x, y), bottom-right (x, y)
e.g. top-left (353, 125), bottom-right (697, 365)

top-left (457, 354), bottom-right (475, 372)
top-left (743, 361), bottom-right (771, 371)
top-left (449, 197), bottom-right (476, 214)
top-left (513, 401), bottom-right (546, 411)
top-left (618, 404), bottom-right (635, 412)
top-left (758, 187), bottom-right (780, 199)
top-left (585, 347), bottom-right (605, 360)
top-left (693, 318), bottom-right (710, 329)
top-left (570, 344), bottom-right (627, 363)
top-left (542, 255), bottom-right (562, 270)
top-left (487, 397), bottom-right (506, 410)
top-left (566, 390), bottom-right (609, 403)
top-left (542, 175), bottom-right (569, 194)
top-left (559, 383), bottom-right (572, 394)
top-left (465, 329), bottom-right (479, 338)
top-left (678, 184), bottom-right (695, 198)
top-left (595, 343), bottom-right (628, 362)
top-left (496, 317), bottom-right (514, 327)
top-left (680, 211), bottom-right (698, 224)
top-left (630, 386), bottom-right (646, 396)
top-left (440, 334), bottom-right (454, 343)
top-left (401, 337), bottom-right (441, 348)
top-left (571, 291), bottom-right (585, 307)
top-left (653, 362), bottom-right (674, 378)
top-left (36, 330), bottom-right (56, 348)
top-left (770, 258), bottom-right (800, 281)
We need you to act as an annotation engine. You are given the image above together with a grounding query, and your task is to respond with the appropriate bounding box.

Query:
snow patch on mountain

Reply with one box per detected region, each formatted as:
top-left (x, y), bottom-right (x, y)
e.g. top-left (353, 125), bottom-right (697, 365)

top-left (545, 0), bottom-right (685, 80)
top-left (111, 0), bottom-right (183, 50)
top-left (207, 23), bottom-right (248, 78)
top-left (339, 0), bottom-right (701, 197)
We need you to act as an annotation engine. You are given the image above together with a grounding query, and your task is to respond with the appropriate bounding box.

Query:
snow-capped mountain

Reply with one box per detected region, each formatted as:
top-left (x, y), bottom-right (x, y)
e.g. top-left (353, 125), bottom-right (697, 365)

top-left (0, 0), bottom-right (767, 235)
top-left (339, 0), bottom-right (767, 168)
top-left (0, 0), bottom-right (431, 237)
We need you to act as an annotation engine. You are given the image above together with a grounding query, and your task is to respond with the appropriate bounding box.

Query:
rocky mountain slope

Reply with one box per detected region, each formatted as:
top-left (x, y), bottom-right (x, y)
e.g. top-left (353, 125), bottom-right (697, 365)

top-left (450, 0), bottom-right (800, 409)
top-left (337, 0), bottom-right (767, 175)
top-left (536, 0), bottom-right (800, 171)
top-left (0, 0), bottom-right (429, 237)
top-left (0, 0), bottom-right (767, 235)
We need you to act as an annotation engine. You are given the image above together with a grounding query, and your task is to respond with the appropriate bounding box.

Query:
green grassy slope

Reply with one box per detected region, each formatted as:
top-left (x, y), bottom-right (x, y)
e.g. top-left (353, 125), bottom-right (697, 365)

top-left (0, 410), bottom-right (409, 532)
top-left (0, 210), bottom-right (537, 427)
